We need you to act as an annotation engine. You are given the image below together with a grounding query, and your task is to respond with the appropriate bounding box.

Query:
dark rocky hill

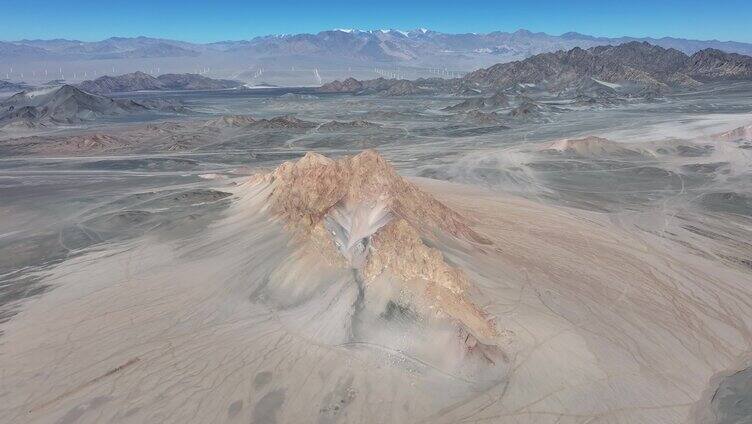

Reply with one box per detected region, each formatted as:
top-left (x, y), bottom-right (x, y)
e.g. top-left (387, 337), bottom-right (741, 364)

top-left (318, 77), bottom-right (444, 95)
top-left (684, 49), bottom-right (752, 81)
top-left (77, 72), bottom-right (243, 94)
top-left (0, 85), bottom-right (147, 126)
top-left (462, 42), bottom-right (752, 91)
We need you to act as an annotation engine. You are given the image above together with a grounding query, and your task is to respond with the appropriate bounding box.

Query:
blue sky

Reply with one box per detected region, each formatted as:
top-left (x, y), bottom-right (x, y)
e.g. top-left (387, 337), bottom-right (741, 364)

top-left (2, 0), bottom-right (752, 43)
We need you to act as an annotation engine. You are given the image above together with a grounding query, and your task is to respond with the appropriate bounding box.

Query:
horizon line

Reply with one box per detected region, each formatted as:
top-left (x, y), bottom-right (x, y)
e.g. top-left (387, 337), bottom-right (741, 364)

top-left (2, 27), bottom-right (750, 45)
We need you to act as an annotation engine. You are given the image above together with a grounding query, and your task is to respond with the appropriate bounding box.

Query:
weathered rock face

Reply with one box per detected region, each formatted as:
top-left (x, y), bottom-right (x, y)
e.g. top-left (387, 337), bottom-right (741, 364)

top-left (685, 49), bottom-right (752, 81)
top-left (248, 150), bottom-right (501, 347)
top-left (589, 41), bottom-right (690, 76)
top-left (260, 150), bottom-right (490, 243)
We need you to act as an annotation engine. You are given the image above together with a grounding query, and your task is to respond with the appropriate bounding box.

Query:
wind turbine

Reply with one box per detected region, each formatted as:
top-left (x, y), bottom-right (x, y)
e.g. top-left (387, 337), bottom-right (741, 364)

top-left (314, 68), bottom-right (322, 85)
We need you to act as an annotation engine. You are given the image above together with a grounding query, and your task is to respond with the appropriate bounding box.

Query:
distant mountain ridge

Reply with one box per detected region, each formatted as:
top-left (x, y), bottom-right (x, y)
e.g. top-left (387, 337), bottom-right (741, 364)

top-left (319, 41), bottom-right (752, 96)
top-left (463, 42), bottom-right (752, 91)
top-left (3, 29), bottom-right (752, 66)
top-left (0, 80), bottom-right (32, 92)
top-left (77, 72), bottom-right (243, 94)
top-left (9, 36), bottom-right (203, 59)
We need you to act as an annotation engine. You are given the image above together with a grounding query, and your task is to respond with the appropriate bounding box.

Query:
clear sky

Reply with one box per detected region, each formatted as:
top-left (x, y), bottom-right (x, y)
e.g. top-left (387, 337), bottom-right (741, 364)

top-left (3, 0), bottom-right (752, 43)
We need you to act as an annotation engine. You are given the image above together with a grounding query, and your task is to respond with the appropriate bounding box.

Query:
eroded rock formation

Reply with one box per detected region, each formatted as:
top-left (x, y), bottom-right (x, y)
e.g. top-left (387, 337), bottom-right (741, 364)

top-left (247, 150), bottom-right (502, 348)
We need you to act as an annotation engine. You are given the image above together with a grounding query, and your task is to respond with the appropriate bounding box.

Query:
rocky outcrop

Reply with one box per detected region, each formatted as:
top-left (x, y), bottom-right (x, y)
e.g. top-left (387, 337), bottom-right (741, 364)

top-left (247, 150), bottom-right (500, 346)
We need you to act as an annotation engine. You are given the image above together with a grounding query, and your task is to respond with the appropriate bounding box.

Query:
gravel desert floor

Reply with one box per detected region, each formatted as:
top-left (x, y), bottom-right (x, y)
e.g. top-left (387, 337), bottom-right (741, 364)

top-left (1, 84), bottom-right (751, 424)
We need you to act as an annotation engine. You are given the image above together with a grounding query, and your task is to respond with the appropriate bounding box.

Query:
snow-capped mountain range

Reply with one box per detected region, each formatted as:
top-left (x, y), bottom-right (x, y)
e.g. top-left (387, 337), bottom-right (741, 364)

top-left (3, 28), bottom-right (752, 85)
top-left (5, 28), bottom-right (752, 63)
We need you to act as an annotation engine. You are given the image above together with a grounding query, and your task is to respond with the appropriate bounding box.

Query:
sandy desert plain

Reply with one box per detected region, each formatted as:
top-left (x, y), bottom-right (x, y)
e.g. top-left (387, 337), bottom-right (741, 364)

top-left (0, 82), bottom-right (751, 424)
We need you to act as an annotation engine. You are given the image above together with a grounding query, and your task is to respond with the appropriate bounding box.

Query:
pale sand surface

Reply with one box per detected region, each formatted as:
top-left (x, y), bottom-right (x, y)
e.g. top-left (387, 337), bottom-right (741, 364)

top-left (0, 174), bottom-right (749, 423)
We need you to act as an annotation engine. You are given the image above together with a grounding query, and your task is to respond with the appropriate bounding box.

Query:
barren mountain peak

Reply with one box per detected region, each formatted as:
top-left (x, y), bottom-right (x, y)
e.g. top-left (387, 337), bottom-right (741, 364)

top-left (262, 150), bottom-right (488, 241)
top-left (247, 150), bottom-right (501, 346)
